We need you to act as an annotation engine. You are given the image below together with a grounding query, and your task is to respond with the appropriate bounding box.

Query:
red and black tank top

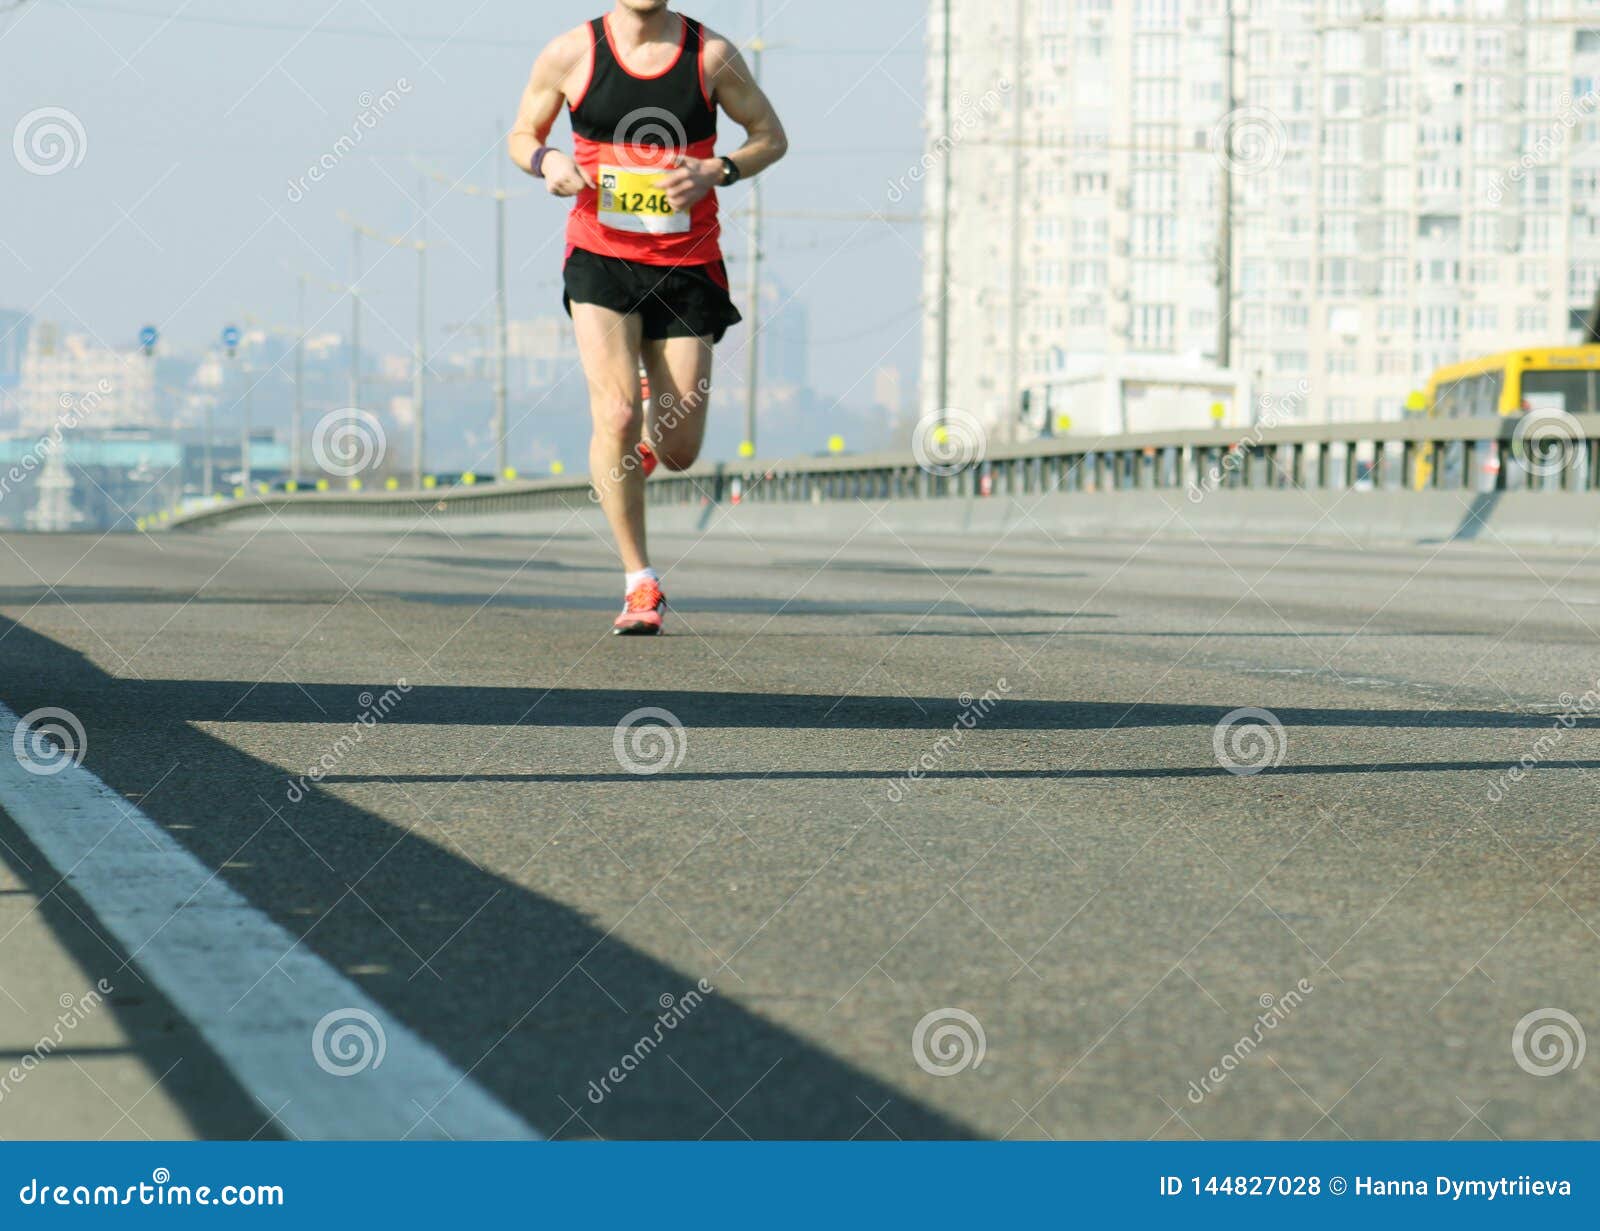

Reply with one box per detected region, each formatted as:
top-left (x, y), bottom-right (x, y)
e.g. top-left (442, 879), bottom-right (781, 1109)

top-left (566, 14), bottom-right (721, 266)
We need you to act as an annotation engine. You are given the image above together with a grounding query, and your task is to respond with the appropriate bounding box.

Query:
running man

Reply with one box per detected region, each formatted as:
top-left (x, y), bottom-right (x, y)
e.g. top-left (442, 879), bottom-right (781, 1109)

top-left (509, 0), bottom-right (788, 634)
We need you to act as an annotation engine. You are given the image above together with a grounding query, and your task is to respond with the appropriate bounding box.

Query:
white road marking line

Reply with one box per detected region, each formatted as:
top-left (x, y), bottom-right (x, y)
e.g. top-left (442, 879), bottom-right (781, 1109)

top-left (0, 701), bottom-right (538, 1141)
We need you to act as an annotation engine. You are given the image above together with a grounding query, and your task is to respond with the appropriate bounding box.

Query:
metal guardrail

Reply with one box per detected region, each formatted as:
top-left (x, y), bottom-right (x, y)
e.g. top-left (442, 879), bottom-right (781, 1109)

top-left (164, 415), bottom-right (1587, 530)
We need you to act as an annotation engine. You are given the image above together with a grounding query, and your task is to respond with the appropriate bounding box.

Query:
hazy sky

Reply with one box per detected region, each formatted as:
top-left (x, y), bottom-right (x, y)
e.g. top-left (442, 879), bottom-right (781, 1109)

top-left (1, 0), bottom-right (930, 397)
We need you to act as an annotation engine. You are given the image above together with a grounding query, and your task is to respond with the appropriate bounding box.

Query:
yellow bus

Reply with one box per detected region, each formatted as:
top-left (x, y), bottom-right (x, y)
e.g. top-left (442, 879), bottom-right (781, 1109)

top-left (1425, 346), bottom-right (1600, 418)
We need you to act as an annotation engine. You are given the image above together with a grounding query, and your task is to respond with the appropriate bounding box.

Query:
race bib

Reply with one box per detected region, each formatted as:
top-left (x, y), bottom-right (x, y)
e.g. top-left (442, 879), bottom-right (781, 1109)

top-left (597, 164), bottom-right (689, 235)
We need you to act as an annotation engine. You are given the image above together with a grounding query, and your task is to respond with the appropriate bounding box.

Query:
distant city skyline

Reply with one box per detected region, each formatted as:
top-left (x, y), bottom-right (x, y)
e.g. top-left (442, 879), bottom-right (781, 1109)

top-left (0, 270), bottom-right (894, 529)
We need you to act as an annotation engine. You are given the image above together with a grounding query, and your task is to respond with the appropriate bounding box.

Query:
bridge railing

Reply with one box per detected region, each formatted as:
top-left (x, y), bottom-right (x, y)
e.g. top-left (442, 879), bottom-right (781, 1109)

top-left (166, 416), bottom-right (1588, 529)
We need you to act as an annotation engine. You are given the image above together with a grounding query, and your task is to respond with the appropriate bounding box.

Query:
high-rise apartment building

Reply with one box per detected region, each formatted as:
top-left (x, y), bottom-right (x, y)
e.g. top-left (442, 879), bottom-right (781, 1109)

top-left (18, 325), bottom-right (155, 433)
top-left (923, 0), bottom-right (1600, 429)
top-left (0, 309), bottom-right (29, 383)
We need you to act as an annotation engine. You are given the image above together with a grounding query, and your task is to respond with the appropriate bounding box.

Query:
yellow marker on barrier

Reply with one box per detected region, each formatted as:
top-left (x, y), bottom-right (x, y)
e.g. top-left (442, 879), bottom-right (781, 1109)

top-left (422, 475), bottom-right (437, 489)
top-left (135, 517), bottom-right (147, 532)
top-left (256, 482), bottom-right (269, 495)
top-left (232, 486), bottom-right (245, 499)
top-left (827, 435), bottom-right (845, 455)
top-left (285, 481), bottom-right (299, 493)
top-left (503, 467), bottom-right (518, 482)
top-left (1056, 414), bottom-right (1072, 433)
top-left (1210, 402), bottom-right (1227, 423)
top-left (550, 461), bottom-right (566, 476)
top-left (738, 440), bottom-right (755, 459)
top-left (348, 477), bottom-right (363, 492)
top-left (385, 476), bottom-right (400, 491)
top-left (316, 478), bottom-right (330, 492)
top-left (932, 426), bottom-right (950, 447)
top-left (1405, 390), bottom-right (1427, 414)
top-left (462, 471), bottom-right (478, 486)
top-left (158, 510), bottom-right (170, 522)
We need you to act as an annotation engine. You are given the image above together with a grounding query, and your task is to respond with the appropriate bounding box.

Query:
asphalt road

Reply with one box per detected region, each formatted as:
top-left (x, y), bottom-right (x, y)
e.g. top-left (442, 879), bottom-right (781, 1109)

top-left (3, 512), bottom-right (1600, 1139)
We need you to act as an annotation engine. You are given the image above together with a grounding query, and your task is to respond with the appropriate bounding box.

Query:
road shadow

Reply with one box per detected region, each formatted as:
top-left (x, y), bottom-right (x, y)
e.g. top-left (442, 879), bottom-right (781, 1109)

top-left (315, 759), bottom-right (1600, 785)
top-left (372, 591), bottom-right (1094, 619)
top-left (81, 679), bottom-right (1593, 732)
top-left (0, 584), bottom-right (1112, 622)
top-left (1429, 490), bottom-right (1502, 544)
top-left (867, 629), bottom-right (1492, 640)
top-left (0, 617), bottom-right (971, 1141)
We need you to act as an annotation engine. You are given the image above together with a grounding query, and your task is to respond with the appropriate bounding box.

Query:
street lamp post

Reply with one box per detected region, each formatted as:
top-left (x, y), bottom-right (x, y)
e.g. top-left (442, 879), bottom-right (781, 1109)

top-left (240, 356), bottom-right (252, 492)
top-left (1216, 0), bottom-right (1236, 372)
top-left (215, 324), bottom-right (240, 499)
top-left (203, 396), bottom-right (214, 499)
top-left (415, 186), bottom-right (429, 491)
top-left (1003, 0), bottom-right (1027, 444)
top-left (493, 186), bottom-right (509, 479)
top-left (744, 0), bottom-right (765, 456)
top-left (936, 0), bottom-right (953, 430)
top-left (293, 274), bottom-right (306, 485)
top-left (413, 159), bottom-right (527, 481)
top-left (338, 209), bottom-right (431, 487)
top-left (350, 231), bottom-right (362, 411)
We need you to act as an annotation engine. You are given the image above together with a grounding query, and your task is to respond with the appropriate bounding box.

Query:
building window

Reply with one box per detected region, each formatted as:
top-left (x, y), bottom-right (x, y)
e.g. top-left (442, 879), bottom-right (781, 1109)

top-left (1414, 307), bottom-right (1461, 341)
top-left (1069, 261), bottom-right (1106, 289)
top-left (1131, 304), bottom-right (1175, 350)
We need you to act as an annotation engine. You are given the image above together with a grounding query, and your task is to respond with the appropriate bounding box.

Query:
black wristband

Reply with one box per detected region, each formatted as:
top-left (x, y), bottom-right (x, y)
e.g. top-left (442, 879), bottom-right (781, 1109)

top-left (720, 155), bottom-right (743, 186)
top-left (531, 146), bottom-right (554, 178)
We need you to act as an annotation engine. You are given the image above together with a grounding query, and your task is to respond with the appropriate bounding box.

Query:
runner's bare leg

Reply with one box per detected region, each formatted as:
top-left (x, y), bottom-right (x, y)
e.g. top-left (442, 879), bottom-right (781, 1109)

top-left (572, 302), bottom-right (650, 573)
top-left (642, 334), bottom-right (714, 470)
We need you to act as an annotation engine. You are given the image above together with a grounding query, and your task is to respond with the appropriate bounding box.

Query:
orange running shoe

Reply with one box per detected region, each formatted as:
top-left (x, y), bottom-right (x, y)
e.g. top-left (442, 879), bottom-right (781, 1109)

top-left (636, 441), bottom-right (659, 478)
top-left (613, 578), bottom-right (665, 636)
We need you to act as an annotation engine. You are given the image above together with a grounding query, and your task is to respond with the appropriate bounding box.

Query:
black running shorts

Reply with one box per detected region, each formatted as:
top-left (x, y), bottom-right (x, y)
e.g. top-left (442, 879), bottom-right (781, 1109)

top-left (563, 247), bottom-right (743, 343)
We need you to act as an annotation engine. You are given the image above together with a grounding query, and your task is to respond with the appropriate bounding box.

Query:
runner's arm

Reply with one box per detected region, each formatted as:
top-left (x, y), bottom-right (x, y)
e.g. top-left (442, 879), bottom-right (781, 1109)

top-left (705, 35), bottom-right (789, 179)
top-left (656, 32), bottom-right (788, 211)
top-left (508, 30), bottom-right (594, 197)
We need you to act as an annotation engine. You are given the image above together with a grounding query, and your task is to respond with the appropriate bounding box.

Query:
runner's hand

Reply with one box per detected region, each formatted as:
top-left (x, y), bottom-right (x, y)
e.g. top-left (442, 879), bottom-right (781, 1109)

top-left (543, 151), bottom-right (593, 198)
top-left (656, 157), bottom-right (722, 211)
